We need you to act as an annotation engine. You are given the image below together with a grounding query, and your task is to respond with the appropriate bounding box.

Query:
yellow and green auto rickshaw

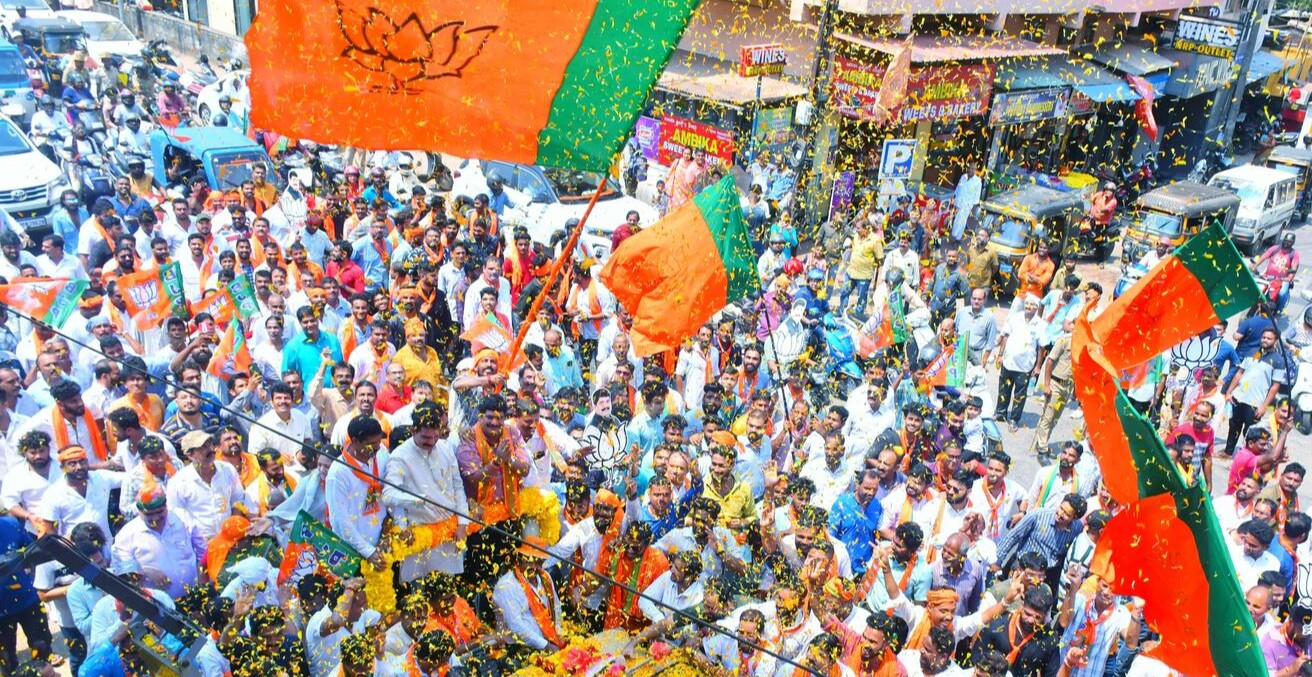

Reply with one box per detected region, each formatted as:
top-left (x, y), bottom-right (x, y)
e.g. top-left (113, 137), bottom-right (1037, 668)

top-left (979, 184), bottom-right (1085, 299)
top-left (1118, 182), bottom-right (1239, 269)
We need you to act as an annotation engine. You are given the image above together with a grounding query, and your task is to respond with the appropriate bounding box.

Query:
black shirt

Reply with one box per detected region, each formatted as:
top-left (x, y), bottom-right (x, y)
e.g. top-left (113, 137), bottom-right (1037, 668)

top-left (965, 613), bottom-right (1061, 677)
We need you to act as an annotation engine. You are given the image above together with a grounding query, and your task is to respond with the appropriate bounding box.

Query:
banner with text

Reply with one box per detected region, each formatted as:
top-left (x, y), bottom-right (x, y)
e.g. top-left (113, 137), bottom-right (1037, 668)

top-left (832, 58), bottom-right (995, 124)
top-left (657, 116), bottom-right (736, 166)
top-left (990, 87), bottom-right (1072, 127)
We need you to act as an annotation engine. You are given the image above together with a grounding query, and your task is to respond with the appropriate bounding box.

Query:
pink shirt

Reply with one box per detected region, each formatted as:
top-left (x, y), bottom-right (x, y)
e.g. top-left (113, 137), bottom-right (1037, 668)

top-left (1227, 448), bottom-right (1260, 494)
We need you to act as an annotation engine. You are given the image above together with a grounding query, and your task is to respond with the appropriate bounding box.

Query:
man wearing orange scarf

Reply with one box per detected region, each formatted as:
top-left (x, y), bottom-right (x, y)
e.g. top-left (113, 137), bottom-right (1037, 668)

top-left (502, 227), bottom-right (541, 304)
top-left (117, 435), bottom-right (178, 520)
top-left (491, 535), bottom-right (567, 653)
top-left (597, 521), bottom-right (669, 632)
top-left (104, 360), bottom-right (164, 451)
top-left (556, 486), bottom-right (625, 631)
top-left (24, 381), bottom-right (111, 467)
top-left (455, 394), bottom-right (530, 592)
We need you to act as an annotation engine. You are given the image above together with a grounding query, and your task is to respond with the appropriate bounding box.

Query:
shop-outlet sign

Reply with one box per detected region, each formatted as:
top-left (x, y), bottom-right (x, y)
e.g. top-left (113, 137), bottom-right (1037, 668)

top-left (739, 43), bottom-right (788, 77)
top-left (1174, 15), bottom-right (1241, 60)
top-left (990, 87), bottom-right (1071, 126)
top-left (832, 57), bottom-right (994, 123)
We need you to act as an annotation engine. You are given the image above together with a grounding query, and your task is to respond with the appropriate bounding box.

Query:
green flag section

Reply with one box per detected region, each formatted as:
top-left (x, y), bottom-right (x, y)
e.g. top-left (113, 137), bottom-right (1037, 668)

top-left (277, 510), bottom-right (362, 585)
top-left (1072, 223), bottom-right (1264, 676)
top-left (0, 277), bottom-right (88, 328)
top-left (226, 276), bottom-right (261, 320)
top-left (247, 0), bottom-right (700, 171)
top-left (599, 176), bottom-right (756, 356)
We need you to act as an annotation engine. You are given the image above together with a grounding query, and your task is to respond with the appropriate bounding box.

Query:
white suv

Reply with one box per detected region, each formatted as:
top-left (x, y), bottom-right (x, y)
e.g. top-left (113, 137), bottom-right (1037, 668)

top-left (0, 112), bottom-right (63, 241)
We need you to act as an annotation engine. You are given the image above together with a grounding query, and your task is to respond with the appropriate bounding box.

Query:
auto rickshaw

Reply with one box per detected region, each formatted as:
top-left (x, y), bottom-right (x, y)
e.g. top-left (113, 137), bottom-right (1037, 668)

top-left (12, 17), bottom-right (86, 97)
top-left (1119, 182), bottom-right (1239, 270)
top-left (979, 185), bottom-right (1085, 299)
top-left (1264, 145), bottom-right (1312, 222)
top-left (149, 126), bottom-right (275, 192)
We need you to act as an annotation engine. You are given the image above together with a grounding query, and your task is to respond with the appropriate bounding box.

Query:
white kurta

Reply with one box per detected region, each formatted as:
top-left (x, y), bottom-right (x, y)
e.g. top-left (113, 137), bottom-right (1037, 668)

top-left (382, 437), bottom-right (470, 579)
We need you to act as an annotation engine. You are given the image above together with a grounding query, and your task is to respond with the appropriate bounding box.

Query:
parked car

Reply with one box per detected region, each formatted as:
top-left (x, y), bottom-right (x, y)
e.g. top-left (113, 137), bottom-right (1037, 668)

top-left (195, 69), bottom-right (247, 123)
top-left (0, 39), bottom-right (36, 124)
top-left (451, 158), bottom-right (658, 260)
top-left (0, 108), bottom-right (65, 244)
top-left (54, 10), bottom-right (143, 64)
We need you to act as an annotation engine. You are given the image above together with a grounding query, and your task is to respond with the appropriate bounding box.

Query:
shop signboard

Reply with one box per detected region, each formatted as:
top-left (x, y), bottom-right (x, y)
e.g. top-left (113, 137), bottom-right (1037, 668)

top-left (657, 115), bottom-right (736, 166)
top-left (989, 87), bottom-right (1071, 127)
top-left (752, 106), bottom-right (794, 147)
top-left (634, 116), bottom-right (662, 161)
top-left (1173, 15), bottom-right (1241, 61)
top-left (879, 139), bottom-right (917, 179)
top-left (739, 43), bottom-right (788, 77)
top-left (1068, 91), bottom-right (1096, 116)
top-left (832, 58), bottom-right (994, 124)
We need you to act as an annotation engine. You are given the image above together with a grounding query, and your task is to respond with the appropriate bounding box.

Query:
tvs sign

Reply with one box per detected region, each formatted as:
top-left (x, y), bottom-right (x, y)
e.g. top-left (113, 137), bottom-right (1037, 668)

top-left (1174, 15), bottom-right (1241, 60)
top-left (739, 43), bottom-right (788, 77)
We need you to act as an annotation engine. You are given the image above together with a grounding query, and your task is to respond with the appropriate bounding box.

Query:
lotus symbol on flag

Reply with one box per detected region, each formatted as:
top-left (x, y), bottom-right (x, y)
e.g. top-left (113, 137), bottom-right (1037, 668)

top-left (335, 1), bottom-right (497, 91)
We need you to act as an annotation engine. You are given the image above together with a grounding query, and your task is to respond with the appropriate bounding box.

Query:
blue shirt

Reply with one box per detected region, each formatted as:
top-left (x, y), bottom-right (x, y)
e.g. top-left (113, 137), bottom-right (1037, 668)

top-left (49, 206), bottom-right (89, 255)
top-left (489, 190), bottom-right (515, 215)
top-left (1271, 540), bottom-right (1295, 587)
top-left (626, 411), bottom-right (664, 455)
top-left (0, 516), bottom-right (38, 613)
top-left (282, 330), bottom-right (343, 393)
top-left (1234, 316), bottom-right (1274, 358)
top-left (361, 185), bottom-right (401, 209)
top-left (111, 194), bottom-right (153, 221)
top-left (350, 235), bottom-right (393, 289)
top-left (828, 493), bottom-right (884, 577)
top-left (626, 475), bottom-right (702, 541)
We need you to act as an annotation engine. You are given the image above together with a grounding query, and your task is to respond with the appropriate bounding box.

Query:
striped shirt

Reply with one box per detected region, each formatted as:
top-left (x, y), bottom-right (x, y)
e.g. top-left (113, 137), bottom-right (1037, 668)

top-left (1059, 592), bottom-right (1132, 677)
top-left (996, 507), bottom-right (1084, 572)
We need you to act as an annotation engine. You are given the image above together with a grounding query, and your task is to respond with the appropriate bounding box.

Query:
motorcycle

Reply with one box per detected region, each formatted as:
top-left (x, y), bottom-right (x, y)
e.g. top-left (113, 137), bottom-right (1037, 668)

top-left (812, 312), bottom-right (864, 405)
top-left (1187, 145), bottom-right (1235, 183)
top-left (63, 151), bottom-right (114, 206)
top-left (1114, 262), bottom-right (1149, 299)
top-left (67, 100), bottom-right (108, 150)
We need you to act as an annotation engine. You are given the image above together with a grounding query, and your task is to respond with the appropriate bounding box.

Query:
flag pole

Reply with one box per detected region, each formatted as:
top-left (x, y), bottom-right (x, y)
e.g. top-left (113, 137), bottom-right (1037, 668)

top-left (499, 176), bottom-right (609, 375)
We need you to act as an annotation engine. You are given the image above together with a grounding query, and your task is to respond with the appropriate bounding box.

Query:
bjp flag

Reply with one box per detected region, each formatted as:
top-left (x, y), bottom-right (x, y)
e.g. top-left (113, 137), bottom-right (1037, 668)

top-left (208, 321), bottom-right (253, 378)
top-left (245, 0), bottom-right (700, 171)
top-left (118, 268), bottom-right (174, 331)
top-left (0, 277), bottom-right (87, 328)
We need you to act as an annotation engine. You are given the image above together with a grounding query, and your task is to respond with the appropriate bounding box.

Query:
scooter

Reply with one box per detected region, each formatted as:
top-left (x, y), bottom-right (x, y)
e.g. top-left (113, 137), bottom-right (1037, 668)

top-left (1293, 345), bottom-right (1312, 434)
top-left (815, 312), bottom-right (864, 404)
top-left (67, 100), bottom-right (108, 151)
top-left (62, 152), bottom-right (114, 207)
top-left (1114, 262), bottom-right (1149, 299)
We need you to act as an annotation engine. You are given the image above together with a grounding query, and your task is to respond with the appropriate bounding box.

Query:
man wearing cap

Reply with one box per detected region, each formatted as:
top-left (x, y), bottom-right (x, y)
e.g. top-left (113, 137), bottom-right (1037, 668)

top-left (492, 535), bottom-right (567, 653)
top-left (112, 486), bottom-right (204, 598)
top-left (326, 415), bottom-right (391, 570)
top-left (116, 434), bottom-right (178, 520)
top-left (166, 430), bottom-right (249, 539)
top-left (36, 444), bottom-right (123, 543)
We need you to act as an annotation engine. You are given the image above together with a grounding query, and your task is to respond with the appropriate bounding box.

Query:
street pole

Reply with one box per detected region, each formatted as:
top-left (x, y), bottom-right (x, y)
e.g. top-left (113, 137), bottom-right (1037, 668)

top-left (1220, 0), bottom-right (1272, 141)
top-left (789, 0), bottom-right (840, 232)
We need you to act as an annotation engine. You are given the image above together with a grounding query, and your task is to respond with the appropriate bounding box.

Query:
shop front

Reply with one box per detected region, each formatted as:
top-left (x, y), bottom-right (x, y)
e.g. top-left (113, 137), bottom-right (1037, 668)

top-left (985, 86), bottom-right (1101, 199)
top-left (1155, 48), bottom-right (1234, 172)
top-left (1081, 43), bottom-right (1174, 165)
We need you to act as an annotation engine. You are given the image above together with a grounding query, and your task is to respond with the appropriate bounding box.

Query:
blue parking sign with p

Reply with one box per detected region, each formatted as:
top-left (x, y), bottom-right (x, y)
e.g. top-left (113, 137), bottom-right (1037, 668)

top-left (880, 139), bottom-right (916, 180)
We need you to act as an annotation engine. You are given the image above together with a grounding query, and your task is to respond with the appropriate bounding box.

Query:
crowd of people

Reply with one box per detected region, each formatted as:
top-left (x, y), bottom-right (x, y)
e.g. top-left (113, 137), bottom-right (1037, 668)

top-left (0, 121), bottom-right (1309, 677)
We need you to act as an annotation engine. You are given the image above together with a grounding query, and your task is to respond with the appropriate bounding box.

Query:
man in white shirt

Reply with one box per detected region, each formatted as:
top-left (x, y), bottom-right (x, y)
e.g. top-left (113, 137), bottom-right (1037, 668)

top-left (325, 416), bottom-right (390, 566)
top-left (248, 383), bottom-right (314, 467)
top-left (36, 443), bottom-right (123, 545)
top-left (800, 431), bottom-right (856, 511)
top-left (35, 233), bottom-right (88, 280)
top-left (382, 401), bottom-right (470, 581)
top-left (0, 430), bottom-right (61, 533)
top-left (994, 294), bottom-right (1044, 431)
top-left (303, 575), bottom-right (381, 677)
top-left (638, 549), bottom-right (705, 625)
top-left (165, 431), bottom-right (249, 540)
top-left (111, 486), bottom-right (205, 598)
top-left (491, 536), bottom-right (567, 652)
top-left (461, 256), bottom-right (513, 331)
top-left (968, 451), bottom-right (1027, 543)
top-left (1230, 518), bottom-right (1282, 591)
top-left (674, 326), bottom-right (718, 414)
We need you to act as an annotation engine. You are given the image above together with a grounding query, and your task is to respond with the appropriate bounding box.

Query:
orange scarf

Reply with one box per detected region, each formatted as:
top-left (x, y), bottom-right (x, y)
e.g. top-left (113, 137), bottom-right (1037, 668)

top-left (473, 424), bottom-right (520, 524)
top-left (981, 480), bottom-right (1007, 539)
top-left (341, 321), bottom-right (366, 359)
top-left (425, 597), bottom-right (483, 646)
top-left (126, 393), bottom-right (163, 430)
top-left (599, 546), bottom-right (669, 631)
top-left (514, 568), bottom-right (566, 647)
top-left (53, 406), bottom-right (108, 463)
top-left (341, 449), bottom-right (383, 515)
top-left (846, 646), bottom-right (900, 677)
top-left (569, 280), bottom-right (604, 333)
top-left (252, 473), bottom-right (297, 514)
top-left (1006, 612), bottom-right (1036, 663)
top-left (905, 590), bottom-right (958, 651)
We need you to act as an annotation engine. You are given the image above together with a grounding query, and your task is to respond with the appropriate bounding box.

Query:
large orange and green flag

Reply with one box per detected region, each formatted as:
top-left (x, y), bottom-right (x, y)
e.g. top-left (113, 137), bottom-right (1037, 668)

top-left (246, 0), bottom-right (701, 171)
top-left (0, 277), bottom-right (88, 328)
top-left (1071, 222), bottom-right (1264, 677)
top-left (599, 176), bottom-right (756, 356)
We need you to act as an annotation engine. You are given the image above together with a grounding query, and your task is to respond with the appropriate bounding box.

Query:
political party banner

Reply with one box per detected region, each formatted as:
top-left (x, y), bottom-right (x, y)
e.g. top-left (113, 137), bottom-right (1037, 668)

top-left (0, 278), bottom-right (91, 328)
top-left (190, 289), bottom-right (237, 325)
top-left (158, 261), bottom-right (189, 319)
top-left (657, 115), bottom-right (736, 166)
top-left (226, 276), bottom-right (261, 320)
top-left (119, 268), bottom-right (176, 331)
top-left (277, 510), bottom-right (362, 585)
top-left (946, 332), bottom-right (969, 387)
top-left (828, 170), bottom-right (856, 223)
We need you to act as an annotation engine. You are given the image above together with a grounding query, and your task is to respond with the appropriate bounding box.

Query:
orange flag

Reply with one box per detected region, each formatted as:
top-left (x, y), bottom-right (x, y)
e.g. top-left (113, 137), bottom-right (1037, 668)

top-left (208, 321), bottom-right (252, 378)
top-left (118, 269), bottom-right (174, 331)
top-left (246, 0), bottom-right (702, 172)
top-left (873, 35), bottom-right (915, 125)
top-left (190, 290), bottom-right (237, 325)
top-left (855, 301), bottom-right (895, 358)
top-left (460, 312), bottom-right (512, 355)
top-left (0, 277), bottom-right (88, 328)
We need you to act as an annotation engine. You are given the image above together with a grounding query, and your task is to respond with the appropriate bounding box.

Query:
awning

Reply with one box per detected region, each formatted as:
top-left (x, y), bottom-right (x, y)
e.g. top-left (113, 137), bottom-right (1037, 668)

top-left (656, 72), bottom-right (808, 107)
top-left (1080, 43), bottom-right (1177, 77)
top-left (835, 32), bottom-right (1064, 63)
top-left (1246, 50), bottom-right (1289, 84)
top-left (994, 61), bottom-right (1069, 91)
top-left (1003, 55), bottom-right (1141, 103)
